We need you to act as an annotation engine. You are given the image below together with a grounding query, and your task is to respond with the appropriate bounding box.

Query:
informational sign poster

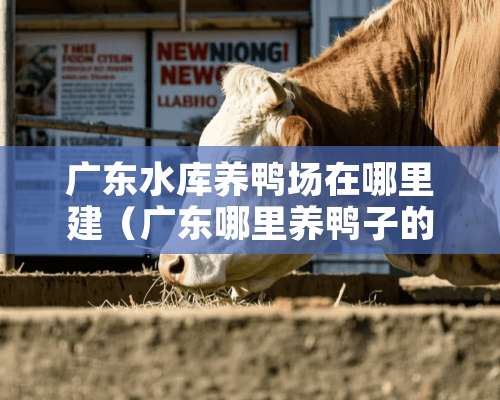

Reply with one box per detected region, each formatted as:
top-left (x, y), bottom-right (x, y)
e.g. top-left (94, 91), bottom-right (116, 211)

top-left (15, 32), bottom-right (146, 252)
top-left (16, 31), bottom-right (146, 146)
top-left (152, 30), bottom-right (297, 144)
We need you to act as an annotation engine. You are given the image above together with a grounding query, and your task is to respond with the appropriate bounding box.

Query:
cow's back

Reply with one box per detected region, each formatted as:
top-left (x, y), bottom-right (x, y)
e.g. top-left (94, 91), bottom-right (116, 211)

top-left (434, 0), bottom-right (500, 146)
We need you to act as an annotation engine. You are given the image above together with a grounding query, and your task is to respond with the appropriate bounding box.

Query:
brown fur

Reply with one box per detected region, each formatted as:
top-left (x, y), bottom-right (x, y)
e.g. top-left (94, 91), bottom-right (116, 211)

top-left (285, 0), bottom-right (500, 147)
top-left (279, 115), bottom-right (313, 146)
top-left (281, 0), bottom-right (500, 284)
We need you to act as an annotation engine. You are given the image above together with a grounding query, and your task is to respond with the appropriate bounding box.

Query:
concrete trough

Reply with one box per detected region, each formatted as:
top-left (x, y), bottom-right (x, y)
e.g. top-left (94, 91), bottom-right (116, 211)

top-left (0, 306), bottom-right (499, 400)
top-left (0, 272), bottom-right (163, 307)
top-left (0, 273), bottom-right (499, 306)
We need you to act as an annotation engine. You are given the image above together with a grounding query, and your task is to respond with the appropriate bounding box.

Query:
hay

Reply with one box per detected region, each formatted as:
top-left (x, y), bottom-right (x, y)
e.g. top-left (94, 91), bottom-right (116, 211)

top-left (96, 278), bottom-right (384, 310)
top-left (97, 277), bottom-right (269, 309)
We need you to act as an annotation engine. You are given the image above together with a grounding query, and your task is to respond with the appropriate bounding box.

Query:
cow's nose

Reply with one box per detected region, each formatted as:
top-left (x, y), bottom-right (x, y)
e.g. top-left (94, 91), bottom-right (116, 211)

top-left (159, 254), bottom-right (185, 284)
top-left (170, 256), bottom-right (185, 274)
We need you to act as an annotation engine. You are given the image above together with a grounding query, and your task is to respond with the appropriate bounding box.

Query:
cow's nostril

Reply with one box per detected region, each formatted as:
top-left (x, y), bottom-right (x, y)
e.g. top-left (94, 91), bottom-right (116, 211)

top-left (169, 256), bottom-right (185, 275)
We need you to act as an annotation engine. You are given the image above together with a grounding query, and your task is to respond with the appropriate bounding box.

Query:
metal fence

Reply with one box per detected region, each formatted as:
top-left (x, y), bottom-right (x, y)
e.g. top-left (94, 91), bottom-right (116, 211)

top-left (16, 113), bottom-right (394, 275)
top-left (16, 114), bottom-right (200, 144)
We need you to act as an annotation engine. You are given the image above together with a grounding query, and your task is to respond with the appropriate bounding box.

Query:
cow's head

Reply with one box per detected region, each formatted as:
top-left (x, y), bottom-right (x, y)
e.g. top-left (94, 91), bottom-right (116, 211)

top-left (159, 64), bottom-right (313, 296)
top-left (199, 64), bottom-right (314, 147)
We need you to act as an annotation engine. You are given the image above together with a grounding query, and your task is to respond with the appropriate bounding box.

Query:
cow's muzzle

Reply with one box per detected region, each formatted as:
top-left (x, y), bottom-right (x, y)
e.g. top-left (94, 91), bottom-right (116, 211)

top-left (159, 254), bottom-right (186, 285)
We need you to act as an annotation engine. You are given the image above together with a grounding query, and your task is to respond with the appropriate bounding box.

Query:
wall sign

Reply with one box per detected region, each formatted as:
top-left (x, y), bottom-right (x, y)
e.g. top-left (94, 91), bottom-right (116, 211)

top-left (16, 31), bottom-right (146, 146)
top-left (152, 30), bottom-right (297, 143)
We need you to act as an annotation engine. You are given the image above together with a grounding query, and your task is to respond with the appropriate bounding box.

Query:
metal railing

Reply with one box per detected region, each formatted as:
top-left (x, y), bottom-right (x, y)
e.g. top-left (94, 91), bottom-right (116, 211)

top-left (16, 114), bottom-right (201, 144)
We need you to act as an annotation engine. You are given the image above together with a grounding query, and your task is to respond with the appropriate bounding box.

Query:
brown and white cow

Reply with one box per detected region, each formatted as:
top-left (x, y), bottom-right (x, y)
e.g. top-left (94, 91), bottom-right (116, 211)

top-left (159, 0), bottom-right (500, 295)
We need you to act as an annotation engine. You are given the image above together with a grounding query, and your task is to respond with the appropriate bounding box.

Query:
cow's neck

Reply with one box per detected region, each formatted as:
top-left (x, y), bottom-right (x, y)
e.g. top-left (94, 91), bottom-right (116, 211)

top-left (287, 17), bottom-right (439, 146)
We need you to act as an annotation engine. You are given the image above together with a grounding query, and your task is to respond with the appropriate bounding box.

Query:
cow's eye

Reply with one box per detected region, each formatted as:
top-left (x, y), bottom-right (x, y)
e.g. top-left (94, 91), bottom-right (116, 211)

top-left (272, 102), bottom-right (286, 112)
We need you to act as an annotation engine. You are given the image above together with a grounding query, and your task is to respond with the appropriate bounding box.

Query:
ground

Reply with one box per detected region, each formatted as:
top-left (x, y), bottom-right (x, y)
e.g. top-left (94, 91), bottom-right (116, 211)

top-left (1, 306), bottom-right (500, 400)
top-left (1, 274), bottom-right (500, 399)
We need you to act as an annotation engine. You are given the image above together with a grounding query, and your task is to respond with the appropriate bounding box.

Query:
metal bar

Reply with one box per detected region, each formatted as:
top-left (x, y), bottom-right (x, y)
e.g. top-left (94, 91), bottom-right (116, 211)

top-left (144, 29), bottom-right (154, 256)
top-left (16, 114), bottom-right (201, 144)
top-left (16, 11), bottom-right (311, 30)
top-left (145, 29), bottom-right (153, 143)
top-left (0, 0), bottom-right (15, 271)
top-left (179, 0), bottom-right (187, 32)
top-left (0, 2), bottom-right (15, 146)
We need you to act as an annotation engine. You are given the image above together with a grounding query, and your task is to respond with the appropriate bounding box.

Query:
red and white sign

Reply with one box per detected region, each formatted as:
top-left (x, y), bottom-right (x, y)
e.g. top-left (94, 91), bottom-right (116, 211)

top-left (152, 30), bottom-right (297, 143)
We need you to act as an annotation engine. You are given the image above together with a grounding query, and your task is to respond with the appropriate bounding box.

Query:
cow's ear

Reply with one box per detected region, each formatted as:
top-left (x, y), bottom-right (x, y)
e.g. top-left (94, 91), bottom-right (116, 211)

top-left (279, 115), bottom-right (313, 146)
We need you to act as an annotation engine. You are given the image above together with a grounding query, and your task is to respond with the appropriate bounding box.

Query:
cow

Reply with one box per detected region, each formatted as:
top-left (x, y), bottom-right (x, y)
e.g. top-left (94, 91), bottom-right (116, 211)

top-left (159, 0), bottom-right (500, 295)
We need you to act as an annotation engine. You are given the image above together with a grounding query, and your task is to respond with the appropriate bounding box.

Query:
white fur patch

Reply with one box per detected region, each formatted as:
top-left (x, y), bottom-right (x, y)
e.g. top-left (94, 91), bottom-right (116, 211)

top-left (364, 1), bottom-right (396, 29)
top-left (199, 63), bottom-right (298, 146)
top-left (222, 64), bottom-right (286, 97)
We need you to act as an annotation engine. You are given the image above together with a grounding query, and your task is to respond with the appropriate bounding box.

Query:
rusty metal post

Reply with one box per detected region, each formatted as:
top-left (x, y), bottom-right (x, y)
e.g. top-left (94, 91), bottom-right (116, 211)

top-left (179, 0), bottom-right (186, 32)
top-left (0, 0), bottom-right (15, 271)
